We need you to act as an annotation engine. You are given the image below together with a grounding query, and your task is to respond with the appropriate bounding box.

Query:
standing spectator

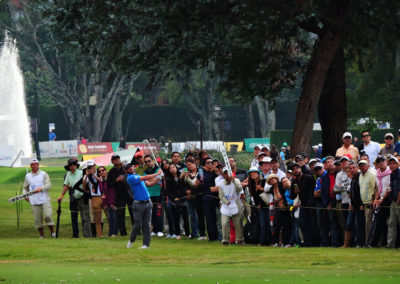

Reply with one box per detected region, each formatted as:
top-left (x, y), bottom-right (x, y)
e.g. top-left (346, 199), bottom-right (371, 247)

top-left (358, 160), bottom-right (378, 244)
top-left (387, 156), bottom-right (400, 248)
top-left (83, 163), bottom-right (104, 238)
top-left (48, 130), bottom-right (56, 141)
top-left (171, 152), bottom-right (185, 171)
top-left (58, 158), bottom-right (92, 238)
top-left (314, 162), bottom-right (329, 246)
top-left (118, 137), bottom-right (126, 150)
top-left (379, 133), bottom-right (395, 156)
top-left (295, 154), bottom-right (313, 176)
top-left (334, 156), bottom-right (352, 244)
top-left (360, 130), bottom-right (381, 166)
top-left (165, 164), bottom-right (190, 239)
top-left (261, 145), bottom-right (270, 157)
top-left (133, 150), bottom-right (147, 176)
top-left (80, 136), bottom-right (88, 145)
top-left (315, 144), bottom-right (323, 159)
top-left (348, 161), bottom-right (365, 247)
top-left (218, 167), bottom-right (243, 245)
top-left (353, 136), bottom-right (364, 153)
top-left (143, 155), bottom-right (164, 237)
top-left (183, 158), bottom-right (206, 239)
top-left (369, 156), bottom-right (391, 247)
top-left (229, 157), bottom-right (247, 182)
top-left (250, 144), bottom-right (262, 167)
top-left (201, 157), bottom-right (219, 241)
top-left (279, 147), bottom-right (286, 162)
top-left (23, 159), bottom-right (55, 238)
top-left (394, 129), bottom-right (400, 155)
top-left (98, 166), bottom-right (117, 237)
top-left (283, 142), bottom-right (291, 160)
top-left (198, 150), bottom-right (209, 167)
top-left (290, 163), bottom-right (319, 247)
top-left (268, 174), bottom-right (292, 247)
top-left (108, 154), bottom-right (132, 236)
top-left (336, 132), bottom-right (360, 161)
top-left (320, 157), bottom-right (342, 247)
top-left (271, 157), bottom-right (287, 181)
top-left (126, 165), bottom-right (163, 249)
top-left (247, 166), bottom-right (271, 246)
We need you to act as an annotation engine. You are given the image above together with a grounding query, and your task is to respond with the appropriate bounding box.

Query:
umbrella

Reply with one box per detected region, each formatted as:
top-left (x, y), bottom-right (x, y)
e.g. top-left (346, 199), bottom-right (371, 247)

top-left (56, 201), bottom-right (61, 238)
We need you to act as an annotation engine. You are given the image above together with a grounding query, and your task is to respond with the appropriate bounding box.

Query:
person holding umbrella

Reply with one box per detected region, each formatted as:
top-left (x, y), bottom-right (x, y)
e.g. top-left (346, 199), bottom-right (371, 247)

top-left (23, 159), bottom-right (55, 238)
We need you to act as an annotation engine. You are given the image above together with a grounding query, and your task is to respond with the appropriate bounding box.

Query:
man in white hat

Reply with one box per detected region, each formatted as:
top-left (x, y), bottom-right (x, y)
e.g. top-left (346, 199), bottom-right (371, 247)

top-left (336, 132), bottom-right (360, 161)
top-left (379, 133), bottom-right (395, 156)
top-left (23, 159), bottom-right (55, 238)
top-left (250, 144), bottom-right (262, 168)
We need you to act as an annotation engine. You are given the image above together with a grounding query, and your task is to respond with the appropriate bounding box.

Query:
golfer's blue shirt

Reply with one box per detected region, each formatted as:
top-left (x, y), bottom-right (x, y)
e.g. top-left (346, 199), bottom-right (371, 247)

top-left (127, 174), bottom-right (150, 201)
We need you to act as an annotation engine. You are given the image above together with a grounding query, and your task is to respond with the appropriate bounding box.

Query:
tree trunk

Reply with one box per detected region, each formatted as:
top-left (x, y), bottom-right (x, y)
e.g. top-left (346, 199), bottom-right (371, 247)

top-left (111, 96), bottom-right (123, 141)
top-left (246, 103), bottom-right (255, 138)
top-left (318, 46), bottom-right (347, 157)
top-left (254, 96), bottom-right (268, 137)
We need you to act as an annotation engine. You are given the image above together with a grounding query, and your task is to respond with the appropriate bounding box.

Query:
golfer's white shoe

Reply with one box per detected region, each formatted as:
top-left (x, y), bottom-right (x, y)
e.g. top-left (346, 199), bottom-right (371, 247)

top-left (126, 240), bottom-right (133, 249)
top-left (138, 245), bottom-right (148, 249)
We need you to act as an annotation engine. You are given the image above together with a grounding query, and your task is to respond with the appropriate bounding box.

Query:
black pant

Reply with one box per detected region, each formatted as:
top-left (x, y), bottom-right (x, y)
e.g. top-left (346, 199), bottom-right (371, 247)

top-left (116, 197), bottom-right (134, 236)
top-left (299, 207), bottom-right (319, 247)
top-left (273, 209), bottom-right (292, 245)
top-left (171, 204), bottom-right (190, 236)
top-left (369, 201), bottom-right (390, 247)
top-left (193, 197), bottom-right (206, 237)
top-left (70, 199), bottom-right (79, 238)
top-left (150, 196), bottom-right (164, 233)
top-left (203, 200), bottom-right (219, 241)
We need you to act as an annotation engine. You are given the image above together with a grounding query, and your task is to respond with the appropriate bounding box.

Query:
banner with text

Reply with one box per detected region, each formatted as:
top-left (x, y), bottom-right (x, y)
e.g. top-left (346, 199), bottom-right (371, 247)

top-left (243, 138), bottom-right (270, 152)
top-left (39, 140), bottom-right (78, 158)
top-left (78, 142), bottom-right (113, 154)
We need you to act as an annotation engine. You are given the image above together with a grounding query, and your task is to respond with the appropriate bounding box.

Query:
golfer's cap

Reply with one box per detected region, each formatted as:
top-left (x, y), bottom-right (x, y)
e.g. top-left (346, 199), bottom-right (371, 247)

top-left (30, 159), bottom-right (39, 164)
top-left (258, 152), bottom-right (268, 157)
top-left (222, 166), bottom-right (230, 173)
top-left (358, 160), bottom-right (369, 166)
top-left (342, 132), bottom-right (352, 139)
top-left (87, 160), bottom-right (95, 167)
top-left (259, 157), bottom-right (272, 164)
top-left (295, 154), bottom-right (304, 161)
top-left (283, 142), bottom-right (288, 147)
top-left (111, 154), bottom-right (120, 160)
top-left (248, 166), bottom-right (260, 174)
top-left (334, 160), bottom-right (340, 165)
top-left (314, 162), bottom-right (324, 169)
top-left (289, 162), bottom-right (301, 170)
top-left (388, 156), bottom-right (399, 164)
top-left (385, 133), bottom-right (394, 139)
top-left (312, 145), bottom-right (318, 149)
top-left (281, 147), bottom-right (286, 150)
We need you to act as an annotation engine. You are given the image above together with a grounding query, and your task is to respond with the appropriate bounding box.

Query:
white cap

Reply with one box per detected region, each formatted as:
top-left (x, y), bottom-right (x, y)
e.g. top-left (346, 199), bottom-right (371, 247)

top-left (254, 144), bottom-right (262, 150)
top-left (261, 145), bottom-right (270, 151)
top-left (30, 159), bottom-right (39, 164)
top-left (314, 162), bottom-right (324, 169)
top-left (342, 132), bottom-right (352, 139)
top-left (259, 157), bottom-right (272, 164)
top-left (87, 160), bottom-right (95, 166)
top-left (388, 156), bottom-right (399, 164)
top-left (358, 160), bottom-right (368, 166)
top-left (222, 166), bottom-right (230, 173)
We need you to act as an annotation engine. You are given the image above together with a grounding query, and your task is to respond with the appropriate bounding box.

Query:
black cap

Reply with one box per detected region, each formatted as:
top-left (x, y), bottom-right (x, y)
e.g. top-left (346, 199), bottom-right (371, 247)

top-left (123, 163), bottom-right (133, 170)
top-left (111, 154), bottom-right (120, 160)
top-left (375, 155), bottom-right (386, 163)
top-left (64, 158), bottom-right (79, 171)
top-left (289, 162), bottom-right (301, 170)
top-left (295, 155), bottom-right (304, 161)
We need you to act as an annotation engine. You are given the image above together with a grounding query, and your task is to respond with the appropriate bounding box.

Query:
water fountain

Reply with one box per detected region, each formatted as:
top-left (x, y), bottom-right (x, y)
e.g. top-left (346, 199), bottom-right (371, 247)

top-left (0, 32), bottom-right (32, 166)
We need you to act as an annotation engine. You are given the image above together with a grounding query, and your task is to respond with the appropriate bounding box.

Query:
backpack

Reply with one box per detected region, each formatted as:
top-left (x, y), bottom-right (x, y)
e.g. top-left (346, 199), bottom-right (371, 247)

top-left (243, 208), bottom-right (260, 244)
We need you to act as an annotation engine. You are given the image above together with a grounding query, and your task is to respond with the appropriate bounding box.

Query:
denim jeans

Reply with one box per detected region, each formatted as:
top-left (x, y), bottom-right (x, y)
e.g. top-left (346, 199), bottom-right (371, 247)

top-left (186, 200), bottom-right (199, 237)
top-left (257, 207), bottom-right (271, 245)
top-left (106, 207), bottom-right (118, 236)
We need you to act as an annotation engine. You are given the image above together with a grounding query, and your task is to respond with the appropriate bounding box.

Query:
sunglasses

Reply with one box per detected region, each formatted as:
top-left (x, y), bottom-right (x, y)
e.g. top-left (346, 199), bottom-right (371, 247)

top-left (385, 137), bottom-right (393, 140)
top-left (362, 134), bottom-right (370, 137)
top-left (145, 160), bottom-right (152, 163)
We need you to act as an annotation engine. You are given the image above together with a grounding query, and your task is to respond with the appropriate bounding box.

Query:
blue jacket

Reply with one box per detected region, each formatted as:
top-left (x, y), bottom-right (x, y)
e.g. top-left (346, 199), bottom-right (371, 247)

top-left (321, 171), bottom-right (337, 208)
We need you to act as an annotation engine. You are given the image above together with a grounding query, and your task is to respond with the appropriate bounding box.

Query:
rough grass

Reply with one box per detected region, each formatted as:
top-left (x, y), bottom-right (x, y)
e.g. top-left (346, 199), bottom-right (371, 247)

top-left (0, 166), bottom-right (400, 283)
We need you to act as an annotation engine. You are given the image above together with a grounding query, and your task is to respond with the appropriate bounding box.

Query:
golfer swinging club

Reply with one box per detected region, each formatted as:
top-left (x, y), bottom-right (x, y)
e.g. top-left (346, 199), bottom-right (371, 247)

top-left (125, 163), bottom-right (163, 249)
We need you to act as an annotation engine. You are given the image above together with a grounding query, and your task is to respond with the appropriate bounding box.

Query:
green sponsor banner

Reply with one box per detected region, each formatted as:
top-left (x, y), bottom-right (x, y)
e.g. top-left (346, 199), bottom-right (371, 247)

top-left (244, 138), bottom-right (270, 152)
top-left (111, 142), bottom-right (120, 152)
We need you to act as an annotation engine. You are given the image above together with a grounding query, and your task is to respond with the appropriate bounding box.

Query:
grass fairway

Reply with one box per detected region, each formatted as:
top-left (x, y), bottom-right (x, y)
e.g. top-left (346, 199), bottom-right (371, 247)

top-left (1, 166), bottom-right (400, 283)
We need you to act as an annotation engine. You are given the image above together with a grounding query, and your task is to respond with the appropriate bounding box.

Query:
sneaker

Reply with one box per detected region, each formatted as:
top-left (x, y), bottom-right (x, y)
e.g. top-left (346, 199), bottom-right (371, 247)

top-left (273, 243), bottom-right (279, 247)
top-left (284, 244), bottom-right (292, 248)
top-left (39, 236), bottom-right (44, 239)
top-left (176, 235), bottom-right (181, 240)
top-left (151, 232), bottom-right (157, 236)
top-left (171, 234), bottom-right (177, 239)
top-left (126, 240), bottom-right (133, 249)
top-left (157, 232), bottom-right (164, 237)
top-left (165, 235), bottom-right (172, 239)
top-left (197, 236), bottom-right (207, 241)
top-left (138, 245), bottom-right (148, 249)
top-left (51, 232), bottom-right (56, 239)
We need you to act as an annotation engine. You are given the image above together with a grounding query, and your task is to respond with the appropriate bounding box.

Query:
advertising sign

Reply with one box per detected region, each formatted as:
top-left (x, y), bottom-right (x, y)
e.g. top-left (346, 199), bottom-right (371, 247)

top-left (78, 142), bottom-right (113, 154)
top-left (244, 138), bottom-right (270, 152)
top-left (39, 140), bottom-right (78, 158)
